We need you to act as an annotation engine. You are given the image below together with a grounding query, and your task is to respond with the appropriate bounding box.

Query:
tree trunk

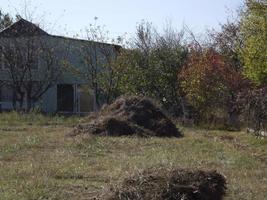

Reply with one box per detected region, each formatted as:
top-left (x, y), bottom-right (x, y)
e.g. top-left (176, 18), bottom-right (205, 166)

top-left (26, 95), bottom-right (32, 112)
top-left (94, 86), bottom-right (101, 111)
top-left (180, 97), bottom-right (188, 121)
top-left (228, 111), bottom-right (240, 131)
top-left (25, 89), bottom-right (37, 112)
top-left (12, 89), bottom-right (17, 111)
top-left (18, 93), bottom-right (25, 111)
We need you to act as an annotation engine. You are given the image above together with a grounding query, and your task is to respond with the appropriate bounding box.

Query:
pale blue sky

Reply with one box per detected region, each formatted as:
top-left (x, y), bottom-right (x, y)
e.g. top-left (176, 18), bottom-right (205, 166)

top-left (1, 0), bottom-right (243, 39)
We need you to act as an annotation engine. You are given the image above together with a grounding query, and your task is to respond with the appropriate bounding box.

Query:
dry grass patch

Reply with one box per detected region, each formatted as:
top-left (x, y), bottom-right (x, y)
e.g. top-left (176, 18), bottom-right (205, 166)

top-left (0, 114), bottom-right (266, 199)
top-left (100, 167), bottom-right (226, 200)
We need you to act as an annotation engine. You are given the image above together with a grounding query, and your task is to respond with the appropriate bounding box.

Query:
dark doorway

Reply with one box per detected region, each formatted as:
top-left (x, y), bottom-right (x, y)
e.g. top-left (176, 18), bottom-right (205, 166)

top-left (57, 84), bottom-right (74, 112)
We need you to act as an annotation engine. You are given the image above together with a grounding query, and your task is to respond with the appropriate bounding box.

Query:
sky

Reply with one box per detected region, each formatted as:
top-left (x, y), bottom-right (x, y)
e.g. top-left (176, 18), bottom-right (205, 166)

top-left (0, 0), bottom-right (243, 39)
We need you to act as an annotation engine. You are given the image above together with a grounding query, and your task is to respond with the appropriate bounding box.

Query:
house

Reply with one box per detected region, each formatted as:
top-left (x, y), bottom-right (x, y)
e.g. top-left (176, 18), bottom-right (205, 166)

top-left (0, 19), bottom-right (119, 113)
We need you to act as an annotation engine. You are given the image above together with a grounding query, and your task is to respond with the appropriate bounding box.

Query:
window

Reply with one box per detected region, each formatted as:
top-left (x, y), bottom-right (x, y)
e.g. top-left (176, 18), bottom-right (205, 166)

top-left (0, 85), bottom-right (13, 102)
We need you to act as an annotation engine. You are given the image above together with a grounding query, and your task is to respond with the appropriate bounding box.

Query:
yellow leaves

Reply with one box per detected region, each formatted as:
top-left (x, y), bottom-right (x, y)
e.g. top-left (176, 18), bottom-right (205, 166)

top-left (241, 0), bottom-right (267, 84)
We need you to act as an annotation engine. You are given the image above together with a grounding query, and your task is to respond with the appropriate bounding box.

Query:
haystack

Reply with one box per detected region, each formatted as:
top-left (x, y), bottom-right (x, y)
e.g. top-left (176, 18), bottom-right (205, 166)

top-left (73, 96), bottom-right (181, 137)
top-left (102, 168), bottom-right (226, 200)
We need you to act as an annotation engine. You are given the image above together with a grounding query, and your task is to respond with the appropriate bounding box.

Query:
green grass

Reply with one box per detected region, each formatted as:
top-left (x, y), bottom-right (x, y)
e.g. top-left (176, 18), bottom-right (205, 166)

top-left (0, 113), bottom-right (266, 200)
top-left (0, 111), bottom-right (81, 127)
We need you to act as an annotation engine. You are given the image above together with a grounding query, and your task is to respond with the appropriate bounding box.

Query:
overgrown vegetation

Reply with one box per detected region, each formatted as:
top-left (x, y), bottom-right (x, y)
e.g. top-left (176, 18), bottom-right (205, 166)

top-left (0, 114), bottom-right (266, 199)
top-left (240, 0), bottom-right (267, 85)
top-left (0, 0), bottom-right (266, 131)
top-left (95, 0), bottom-right (266, 131)
top-left (115, 21), bottom-right (188, 117)
top-left (0, 1), bottom-right (266, 199)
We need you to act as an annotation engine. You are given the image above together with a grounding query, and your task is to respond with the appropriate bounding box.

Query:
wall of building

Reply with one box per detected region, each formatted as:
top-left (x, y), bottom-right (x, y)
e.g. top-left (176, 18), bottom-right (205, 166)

top-left (0, 35), bottom-right (117, 113)
top-left (40, 86), bottom-right (57, 113)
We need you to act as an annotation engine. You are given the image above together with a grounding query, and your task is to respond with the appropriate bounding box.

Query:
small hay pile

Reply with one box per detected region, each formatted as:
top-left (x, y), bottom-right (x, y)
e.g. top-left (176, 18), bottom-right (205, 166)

top-left (101, 168), bottom-right (226, 200)
top-left (73, 96), bottom-right (181, 137)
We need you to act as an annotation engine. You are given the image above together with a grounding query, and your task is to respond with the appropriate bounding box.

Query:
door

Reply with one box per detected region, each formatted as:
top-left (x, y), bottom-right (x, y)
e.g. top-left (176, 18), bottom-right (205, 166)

top-left (79, 85), bottom-right (94, 112)
top-left (57, 84), bottom-right (74, 112)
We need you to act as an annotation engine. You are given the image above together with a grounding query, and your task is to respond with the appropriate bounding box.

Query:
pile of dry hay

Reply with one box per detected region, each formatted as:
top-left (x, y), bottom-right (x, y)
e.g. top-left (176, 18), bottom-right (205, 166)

top-left (100, 167), bottom-right (226, 200)
top-left (73, 96), bottom-right (181, 137)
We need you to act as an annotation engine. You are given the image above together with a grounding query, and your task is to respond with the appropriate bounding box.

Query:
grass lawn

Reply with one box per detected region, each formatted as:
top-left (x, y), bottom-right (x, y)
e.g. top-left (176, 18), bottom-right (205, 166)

top-left (0, 112), bottom-right (266, 200)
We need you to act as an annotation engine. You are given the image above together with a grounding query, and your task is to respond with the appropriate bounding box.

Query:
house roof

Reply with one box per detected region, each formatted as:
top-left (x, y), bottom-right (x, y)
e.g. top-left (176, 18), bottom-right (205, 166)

top-left (0, 18), bottom-right (122, 50)
top-left (0, 18), bottom-right (49, 37)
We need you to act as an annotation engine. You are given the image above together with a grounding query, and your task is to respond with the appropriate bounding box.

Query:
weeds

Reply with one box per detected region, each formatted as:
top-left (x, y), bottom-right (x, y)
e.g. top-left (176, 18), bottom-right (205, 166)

top-left (0, 113), bottom-right (266, 199)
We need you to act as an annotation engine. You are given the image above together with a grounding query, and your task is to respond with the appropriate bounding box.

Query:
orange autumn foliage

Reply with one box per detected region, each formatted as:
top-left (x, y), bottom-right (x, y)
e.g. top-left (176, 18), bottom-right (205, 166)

top-left (179, 45), bottom-right (249, 117)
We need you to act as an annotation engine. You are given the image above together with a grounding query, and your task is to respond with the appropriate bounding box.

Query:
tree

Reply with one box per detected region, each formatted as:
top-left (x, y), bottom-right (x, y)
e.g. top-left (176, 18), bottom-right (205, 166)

top-left (239, 86), bottom-right (267, 133)
top-left (180, 43), bottom-right (249, 129)
top-left (118, 22), bottom-right (156, 97)
top-left (0, 20), bottom-right (67, 111)
top-left (70, 18), bottom-right (122, 110)
top-left (0, 10), bottom-right (12, 106)
top-left (115, 21), bottom-right (188, 116)
top-left (0, 10), bottom-right (13, 31)
top-left (209, 20), bottom-right (243, 71)
top-left (240, 0), bottom-right (267, 85)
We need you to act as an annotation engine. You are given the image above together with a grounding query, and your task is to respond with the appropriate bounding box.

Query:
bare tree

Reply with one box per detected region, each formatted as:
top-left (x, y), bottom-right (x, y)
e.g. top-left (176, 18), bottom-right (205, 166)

top-left (0, 10), bottom-right (13, 31)
top-left (70, 18), bottom-right (121, 110)
top-left (0, 21), bottom-right (67, 111)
